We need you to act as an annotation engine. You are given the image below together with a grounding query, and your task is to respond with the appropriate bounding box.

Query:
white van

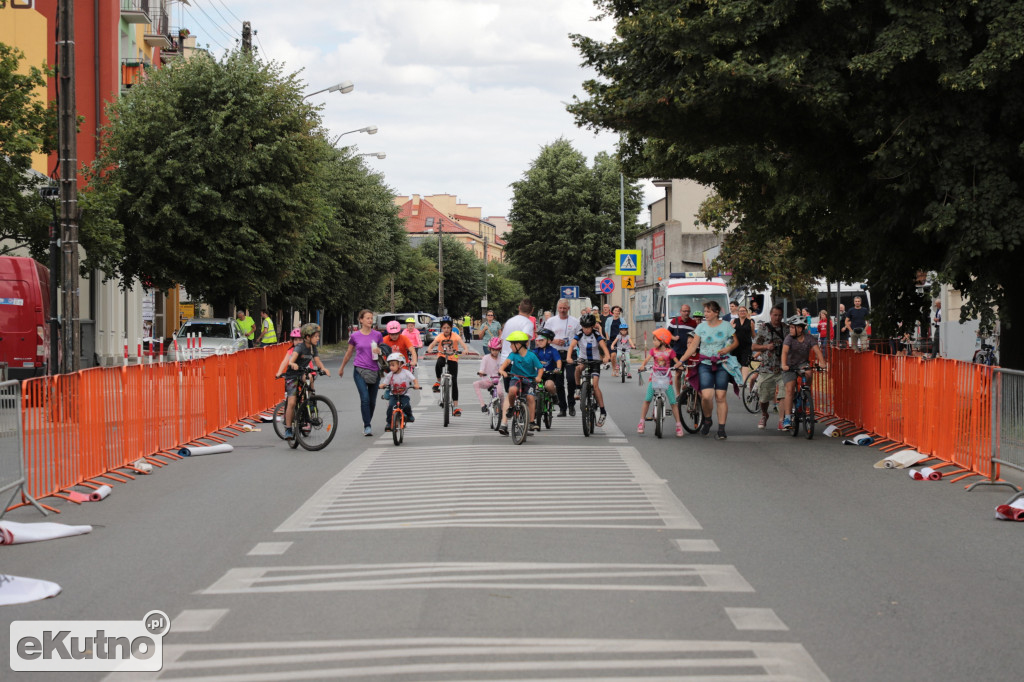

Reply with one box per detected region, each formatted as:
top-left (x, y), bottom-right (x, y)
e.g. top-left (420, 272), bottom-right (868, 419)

top-left (659, 273), bottom-right (730, 321)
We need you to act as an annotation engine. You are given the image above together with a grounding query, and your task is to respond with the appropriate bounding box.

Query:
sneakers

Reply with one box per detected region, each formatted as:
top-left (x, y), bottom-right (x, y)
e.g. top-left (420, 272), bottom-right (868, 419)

top-left (481, 405), bottom-right (488, 413)
top-left (569, 406), bottom-right (576, 417)
top-left (363, 425), bottom-right (372, 437)
top-left (283, 427), bottom-right (294, 439)
top-left (782, 416), bottom-right (793, 430)
top-left (506, 408), bottom-right (514, 418)
top-left (700, 417), bottom-right (713, 436)
top-left (432, 382), bottom-right (440, 393)
top-left (627, 373), bottom-right (633, 379)
top-left (758, 414), bottom-right (768, 429)
top-left (384, 425), bottom-right (392, 432)
top-left (777, 419), bottom-right (786, 431)
top-left (675, 423), bottom-right (684, 437)
top-left (558, 409), bottom-right (567, 417)
top-left (716, 427), bottom-right (727, 440)
top-left (637, 420), bottom-right (645, 434)
top-left (453, 408), bottom-right (462, 416)
top-left (596, 412), bottom-right (606, 427)
top-left (406, 415), bottom-right (415, 423)
top-left (573, 391), bottom-right (580, 401)
top-left (498, 425), bottom-right (509, 436)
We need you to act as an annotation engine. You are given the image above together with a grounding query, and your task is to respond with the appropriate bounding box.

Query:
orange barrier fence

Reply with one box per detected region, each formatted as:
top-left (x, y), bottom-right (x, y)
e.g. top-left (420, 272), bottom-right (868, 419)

top-left (814, 348), bottom-right (996, 483)
top-left (14, 346), bottom-right (282, 512)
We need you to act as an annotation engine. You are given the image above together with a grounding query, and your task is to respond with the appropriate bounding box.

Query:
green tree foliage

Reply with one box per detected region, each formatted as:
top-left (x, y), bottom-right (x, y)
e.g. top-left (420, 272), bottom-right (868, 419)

top-left (415, 235), bottom-right (483, 318)
top-left (570, 1), bottom-right (1024, 365)
top-left (380, 242), bottom-right (438, 313)
top-left (484, 260), bottom-right (526, 320)
top-left (88, 51), bottom-right (323, 304)
top-left (0, 43), bottom-right (51, 257)
top-left (505, 139), bottom-right (643, 310)
top-left (697, 193), bottom-right (816, 310)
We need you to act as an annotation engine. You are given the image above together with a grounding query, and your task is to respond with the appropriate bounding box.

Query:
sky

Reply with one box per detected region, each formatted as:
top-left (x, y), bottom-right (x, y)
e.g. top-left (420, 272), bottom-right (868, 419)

top-left (171, 0), bottom-right (660, 221)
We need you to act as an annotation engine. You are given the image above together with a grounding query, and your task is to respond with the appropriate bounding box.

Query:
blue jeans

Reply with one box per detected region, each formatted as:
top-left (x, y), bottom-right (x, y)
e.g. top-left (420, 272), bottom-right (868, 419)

top-left (352, 368), bottom-right (378, 428)
top-left (387, 394), bottom-right (412, 425)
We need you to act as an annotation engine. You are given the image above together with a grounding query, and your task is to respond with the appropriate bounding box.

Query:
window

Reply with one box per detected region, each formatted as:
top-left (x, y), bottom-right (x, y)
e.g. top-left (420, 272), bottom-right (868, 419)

top-left (425, 217), bottom-right (434, 227)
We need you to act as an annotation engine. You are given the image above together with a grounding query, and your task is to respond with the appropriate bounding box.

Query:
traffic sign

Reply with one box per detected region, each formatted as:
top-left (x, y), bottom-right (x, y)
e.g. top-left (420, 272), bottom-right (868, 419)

top-left (622, 276), bottom-right (635, 289)
top-left (599, 278), bottom-right (615, 295)
top-left (615, 249), bottom-right (642, 276)
top-left (560, 285), bottom-right (579, 299)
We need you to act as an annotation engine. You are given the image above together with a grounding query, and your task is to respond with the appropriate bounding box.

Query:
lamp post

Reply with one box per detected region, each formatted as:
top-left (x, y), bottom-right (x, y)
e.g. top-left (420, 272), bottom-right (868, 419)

top-left (358, 152), bottom-right (386, 159)
top-left (303, 80), bottom-right (354, 100)
top-left (331, 125), bottom-right (377, 146)
top-left (37, 185), bottom-right (60, 375)
top-left (438, 219), bottom-right (445, 316)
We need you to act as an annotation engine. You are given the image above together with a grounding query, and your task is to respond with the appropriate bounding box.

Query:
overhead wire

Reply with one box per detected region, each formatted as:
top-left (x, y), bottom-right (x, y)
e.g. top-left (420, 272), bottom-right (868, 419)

top-left (213, 0), bottom-right (245, 25)
top-left (186, 0), bottom-right (239, 49)
top-left (180, 4), bottom-right (231, 53)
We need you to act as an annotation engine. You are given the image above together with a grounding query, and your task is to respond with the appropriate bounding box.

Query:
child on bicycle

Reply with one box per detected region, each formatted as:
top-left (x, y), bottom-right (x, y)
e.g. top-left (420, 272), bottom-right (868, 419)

top-left (532, 328), bottom-right (562, 399)
top-left (498, 331), bottom-right (545, 435)
top-left (610, 323), bottom-right (635, 379)
top-left (383, 320), bottom-right (417, 369)
top-left (474, 336), bottom-right (504, 412)
top-left (637, 328), bottom-right (685, 437)
top-left (379, 352), bottom-right (420, 428)
top-left (275, 323), bottom-right (330, 440)
top-left (567, 313), bottom-right (610, 426)
top-left (425, 316), bottom-right (467, 416)
top-left (402, 317), bottom-right (422, 351)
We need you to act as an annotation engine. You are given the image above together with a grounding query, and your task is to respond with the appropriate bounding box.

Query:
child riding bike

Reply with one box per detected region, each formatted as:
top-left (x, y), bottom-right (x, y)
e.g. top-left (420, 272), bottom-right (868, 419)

top-left (426, 316), bottom-right (467, 416)
top-left (532, 328), bottom-right (563, 401)
top-left (610, 323), bottom-right (635, 379)
top-left (567, 313), bottom-right (610, 427)
top-left (498, 330), bottom-right (545, 436)
top-left (274, 323), bottom-right (330, 440)
top-left (474, 336), bottom-right (504, 412)
top-left (637, 328), bottom-right (685, 437)
top-left (379, 352), bottom-right (421, 429)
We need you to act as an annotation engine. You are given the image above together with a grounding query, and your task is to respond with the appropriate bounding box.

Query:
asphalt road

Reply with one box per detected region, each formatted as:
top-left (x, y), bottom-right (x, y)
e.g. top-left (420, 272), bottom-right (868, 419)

top-left (2, 350), bottom-right (1022, 681)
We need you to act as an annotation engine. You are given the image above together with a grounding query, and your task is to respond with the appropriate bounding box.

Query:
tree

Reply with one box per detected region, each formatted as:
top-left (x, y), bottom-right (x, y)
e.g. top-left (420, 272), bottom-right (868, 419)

top-left (87, 50), bottom-right (324, 307)
top-left (0, 43), bottom-right (52, 257)
top-left (505, 139), bottom-right (643, 310)
top-left (414, 235), bottom-right (483, 319)
top-left (570, 1), bottom-right (1024, 367)
top-left (376, 242), bottom-right (437, 313)
top-left (484, 259), bottom-right (526, 320)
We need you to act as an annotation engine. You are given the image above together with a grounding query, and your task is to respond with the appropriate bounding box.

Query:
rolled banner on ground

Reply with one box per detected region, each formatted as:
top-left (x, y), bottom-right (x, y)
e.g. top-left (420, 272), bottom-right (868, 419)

top-left (822, 424), bottom-right (840, 438)
top-left (178, 443), bottom-right (234, 457)
top-left (0, 521), bottom-right (92, 545)
top-left (133, 458), bottom-right (154, 474)
top-left (920, 467), bottom-right (943, 481)
top-left (241, 424), bottom-right (254, 432)
top-left (1011, 497), bottom-right (1024, 511)
top-left (66, 490), bottom-right (91, 503)
top-left (0, 574), bottom-right (61, 605)
top-left (883, 459), bottom-right (897, 469)
top-left (89, 485), bottom-right (112, 501)
top-left (907, 469), bottom-right (925, 480)
top-left (995, 504), bottom-right (1024, 521)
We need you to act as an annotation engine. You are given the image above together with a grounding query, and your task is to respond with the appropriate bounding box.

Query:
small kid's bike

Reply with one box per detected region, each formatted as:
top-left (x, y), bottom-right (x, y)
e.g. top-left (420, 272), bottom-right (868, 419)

top-left (534, 371), bottom-right (559, 430)
top-left (617, 347), bottom-right (632, 383)
top-left (638, 367), bottom-right (673, 438)
top-left (381, 387), bottom-right (422, 446)
top-left (676, 361), bottom-right (702, 434)
top-left (507, 375), bottom-right (535, 445)
top-left (485, 377), bottom-right (502, 430)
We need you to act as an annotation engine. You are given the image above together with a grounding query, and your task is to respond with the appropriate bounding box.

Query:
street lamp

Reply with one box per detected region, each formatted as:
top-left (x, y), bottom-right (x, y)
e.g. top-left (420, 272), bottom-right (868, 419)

top-left (438, 219), bottom-right (445, 316)
top-left (331, 125), bottom-right (377, 146)
top-left (358, 152), bottom-right (386, 159)
top-left (36, 184), bottom-right (60, 374)
top-left (303, 80), bottom-right (354, 100)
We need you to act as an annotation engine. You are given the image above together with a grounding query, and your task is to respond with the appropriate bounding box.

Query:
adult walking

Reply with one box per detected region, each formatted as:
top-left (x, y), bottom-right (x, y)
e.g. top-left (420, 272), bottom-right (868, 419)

top-left (676, 300), bottom-right (741, 440)
top-left (607, 306), bottom-right (625, 376)
top-left (479, 310), bottom-right (501, 348)
top-left (257, 309), bottom-right (277, 346)
top-left (731, 305), bottom-right (754, 383)
top-left (543, 298), bottom-right (580, 417)
top-left (338, 309), bottom-right (384, 436)
top-left (751, 305), bottom-right (787, 430)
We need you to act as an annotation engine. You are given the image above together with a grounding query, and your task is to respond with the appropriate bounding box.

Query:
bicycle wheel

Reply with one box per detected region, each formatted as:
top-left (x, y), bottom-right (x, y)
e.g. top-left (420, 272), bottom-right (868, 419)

top-left (543, 397), bottom-right (553, 430)
top-left (580, 381), bottom-right (591, 437)
top-left (392, 409), bottom-right (403, 446)
top-left (588, 394), bottom-right (597, 433)
top-left (272, 400), bottom-right (288, 440)
top-left (288, 406), bottom-right (301, 450)
top-left (295, 395), bottom-right (338, 451)
top-left (742, 372), bottom-right (760, 414)
top-left (790, 402), bottom-right (801, 438)
top-left (511, 402), bottom-right (528, 445)
top-left (489, 395), bottom-right (501, 430)
top-left (620, 359), bottom-right (626, 383)
top-left (654, 395), bottom-right (664, 439)
top-left (679, 387), bottom-right (701, 433)
top-left (442, 377), bottom-right (451, 427)
top-left (802, 390), bottom-right (815, 439)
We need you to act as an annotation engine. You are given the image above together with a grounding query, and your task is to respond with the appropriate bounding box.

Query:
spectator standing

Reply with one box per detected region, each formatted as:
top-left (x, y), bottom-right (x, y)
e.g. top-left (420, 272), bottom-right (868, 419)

top-left (257, 309), bottom-right (277, 346)
top-left (722, 300), bottom-right (739, 323)
top-left (463, 314), bottom-right (473, 347)
top-left (817, 310), bottom-right (832, 358)
top-left (543, 298), bottom-right (580, 417)
top-left (235, 309), bottom-right (256, 348)
top-left (837, 304), bottom-right (849, 347)
top-left (931, 299), bottom-right (942, 358)
top-left (845, 296), bottom-right (870, 351)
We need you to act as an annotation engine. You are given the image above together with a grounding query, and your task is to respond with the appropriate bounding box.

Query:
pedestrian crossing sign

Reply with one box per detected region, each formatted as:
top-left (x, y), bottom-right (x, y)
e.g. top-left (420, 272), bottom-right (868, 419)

top-left (615, 249), bottom-right (642, 276)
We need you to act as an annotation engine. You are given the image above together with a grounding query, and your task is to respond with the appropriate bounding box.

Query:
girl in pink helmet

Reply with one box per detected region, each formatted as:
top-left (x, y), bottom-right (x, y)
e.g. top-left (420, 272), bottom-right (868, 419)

top-left (473, 336), bottom-right (505, 411)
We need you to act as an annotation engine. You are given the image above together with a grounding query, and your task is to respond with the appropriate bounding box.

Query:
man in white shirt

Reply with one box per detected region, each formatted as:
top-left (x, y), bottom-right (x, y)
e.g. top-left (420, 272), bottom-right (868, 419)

top-left (543, 298), bottom-right (580, 417)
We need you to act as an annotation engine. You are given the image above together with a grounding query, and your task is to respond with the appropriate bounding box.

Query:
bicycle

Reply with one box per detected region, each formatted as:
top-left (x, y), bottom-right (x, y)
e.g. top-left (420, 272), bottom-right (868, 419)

top-left (271, 398), bottom-right (288, 439)
top-left (507, 375), bottom-right (535, 445)
top-left (617, 347), bottom-right (632, 383)
top-left (676, 361), bottom-right (702, 434)
top-left (790, 365), bottom-right (823, 440)
top-left (381, 387), bottom-right (422, 446)
top-left (973, 340), bottom-right (998, 366)
top-left (741, 368), bottom-right (761, 414)
top-left (534, 371), bottom-right (559, 430)
top-left (576, 359), bottom-right (601, 437)
top-left (278, 368), bottom-right (338, 451)
top-left (638, 367), bottom-right (673, 438)
top-left (485, 377), bottom-right (502, 430)
top-left (437, 355), bottom-right (454, 427)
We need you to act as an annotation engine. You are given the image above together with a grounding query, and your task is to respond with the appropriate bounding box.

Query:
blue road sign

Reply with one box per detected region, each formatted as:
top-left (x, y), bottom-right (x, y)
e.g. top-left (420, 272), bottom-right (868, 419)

top-left (560, 285), bottom-right (580, 299)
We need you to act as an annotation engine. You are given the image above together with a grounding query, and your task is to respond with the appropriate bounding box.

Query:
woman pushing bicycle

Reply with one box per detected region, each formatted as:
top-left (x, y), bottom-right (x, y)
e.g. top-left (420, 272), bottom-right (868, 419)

top-left (425, 316), bottom-right (468, 417)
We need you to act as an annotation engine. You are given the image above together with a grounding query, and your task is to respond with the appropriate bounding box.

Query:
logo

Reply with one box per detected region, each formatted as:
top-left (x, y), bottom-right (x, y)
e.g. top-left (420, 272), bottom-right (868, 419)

top-left (10, 611), bottom-right (169, 672)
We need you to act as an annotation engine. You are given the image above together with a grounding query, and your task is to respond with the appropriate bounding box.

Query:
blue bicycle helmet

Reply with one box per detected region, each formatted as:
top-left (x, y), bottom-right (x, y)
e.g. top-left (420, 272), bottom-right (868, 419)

top-left (619, 323), bottom-right (628, 330)
top-left (438, 315), bottom-right (454, 327)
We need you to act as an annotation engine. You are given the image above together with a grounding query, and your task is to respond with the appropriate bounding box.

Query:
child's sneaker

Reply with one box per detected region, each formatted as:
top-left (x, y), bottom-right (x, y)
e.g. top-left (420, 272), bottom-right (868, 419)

top-left (675, 424), bottom-right (684, 437)
top-left (480, 405), bottom-right (488, 413)
top-left (782, 416), bottom-right (793, 430)
top-left (758, 414), bottom-right (768, 429)
top-left (637, 420), bottom-right (645, 434)
top-left (596, 412), bottom-right (606, 427)
top-left (283, 427), bottom-right (293, 439)
top-left (432, 382), bottom-right (440, 393)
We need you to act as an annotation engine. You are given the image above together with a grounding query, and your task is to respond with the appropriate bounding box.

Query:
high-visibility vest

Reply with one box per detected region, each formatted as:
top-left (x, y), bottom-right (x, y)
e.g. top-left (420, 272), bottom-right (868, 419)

top-left (262, 317), bottom-right (277, 343)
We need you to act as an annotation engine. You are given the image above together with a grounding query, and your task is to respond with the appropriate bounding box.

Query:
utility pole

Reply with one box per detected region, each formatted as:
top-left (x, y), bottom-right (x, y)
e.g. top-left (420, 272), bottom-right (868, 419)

top-left (437, 219), bottom-right (445, 316)
top-left (242, 22), bottom-right (252, 54)
top-left (57, 0), bottom-right (80, 373)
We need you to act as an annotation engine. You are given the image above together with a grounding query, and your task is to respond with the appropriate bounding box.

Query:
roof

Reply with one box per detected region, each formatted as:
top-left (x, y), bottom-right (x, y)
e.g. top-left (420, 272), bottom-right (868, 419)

top-left (396, 197), bottom-right (479, 237)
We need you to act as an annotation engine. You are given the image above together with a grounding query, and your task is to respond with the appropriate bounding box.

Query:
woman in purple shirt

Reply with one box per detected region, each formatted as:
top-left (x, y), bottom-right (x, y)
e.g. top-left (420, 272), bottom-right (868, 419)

top-left (338, 309), bottom-right (384, 436)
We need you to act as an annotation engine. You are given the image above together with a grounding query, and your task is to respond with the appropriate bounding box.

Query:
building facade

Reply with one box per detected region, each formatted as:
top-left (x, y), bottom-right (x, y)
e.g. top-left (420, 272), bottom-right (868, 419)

top-left (394, 194), bottom-right (506, 263)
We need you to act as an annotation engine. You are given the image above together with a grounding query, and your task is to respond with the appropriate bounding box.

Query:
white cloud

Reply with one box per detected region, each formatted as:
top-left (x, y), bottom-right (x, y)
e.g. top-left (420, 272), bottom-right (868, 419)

top-left (181, 0), bottom-right (658, 218)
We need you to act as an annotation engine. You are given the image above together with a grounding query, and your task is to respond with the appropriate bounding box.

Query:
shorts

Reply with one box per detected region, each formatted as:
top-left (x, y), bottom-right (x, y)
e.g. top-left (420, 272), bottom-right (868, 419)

top-left (510, 377), bottom-right (536, 396)
top-left (576, 359), bottom-right (602, 377)
top-left (644, 383), bottom-right (677, 404)
top-left (284, 376), bottom-right (299, 397)
top-left (757, 371), bottom-right (784, 404)
top-left (697, 362), bottom-right (730, 391)
top-left (781, 369), bottom-right (801, 385)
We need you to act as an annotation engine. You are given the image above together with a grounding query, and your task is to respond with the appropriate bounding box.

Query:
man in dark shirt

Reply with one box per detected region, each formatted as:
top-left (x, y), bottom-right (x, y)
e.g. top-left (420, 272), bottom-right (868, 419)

top-left (668, 304), bottom-right (698, 394)
top-left (844, 296), bottom-right (870, 351)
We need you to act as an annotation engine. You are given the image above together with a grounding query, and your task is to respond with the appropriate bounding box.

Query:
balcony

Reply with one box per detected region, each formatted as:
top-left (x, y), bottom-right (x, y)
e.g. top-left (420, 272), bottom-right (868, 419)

top-left (121, 58), bottom-right (150, 89)
top-left (121, 0), bottom-right (151, 24)
top-left (144, 8), bottom-right (172, 49)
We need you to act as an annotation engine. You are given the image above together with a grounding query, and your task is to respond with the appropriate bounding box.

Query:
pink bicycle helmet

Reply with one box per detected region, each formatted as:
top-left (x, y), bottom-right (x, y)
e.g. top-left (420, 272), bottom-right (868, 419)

top-left (488, 336), bottom-right (502, 350)
top-left (386, 320), bottom-right (402, 334)
top-left (289, 328), bottom-right (302, 338)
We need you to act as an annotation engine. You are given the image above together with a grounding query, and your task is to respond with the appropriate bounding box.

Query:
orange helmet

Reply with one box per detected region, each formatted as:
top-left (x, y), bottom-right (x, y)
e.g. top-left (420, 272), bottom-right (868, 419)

top-left (653, 328), bottom-right (673, 346)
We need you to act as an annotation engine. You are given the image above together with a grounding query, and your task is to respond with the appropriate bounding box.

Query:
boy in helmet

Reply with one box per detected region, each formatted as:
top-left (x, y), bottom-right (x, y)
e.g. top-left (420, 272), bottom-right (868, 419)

top-left (567, 313), bottom-right (611, 426)
top-left (532, 328), bottom-right (562, 400)
top-left (275, 323), bottom-right (330, 440)
top-left (497, 331), bottom-right (545, 436)
top-left (379, 352), bottom-right (421, 428)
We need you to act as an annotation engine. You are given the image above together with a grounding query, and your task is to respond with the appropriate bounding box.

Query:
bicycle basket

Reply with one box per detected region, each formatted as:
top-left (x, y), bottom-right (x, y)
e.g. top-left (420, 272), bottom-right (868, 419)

top-left (651, 369), bottom-right (672, 389)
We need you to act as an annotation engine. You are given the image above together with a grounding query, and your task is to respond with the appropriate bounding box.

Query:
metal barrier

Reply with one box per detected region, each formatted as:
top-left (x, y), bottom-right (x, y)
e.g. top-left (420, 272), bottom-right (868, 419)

top-left (968, 367), bottom-right (1024, 492)
top-left (0, 380), bottom-right (46, 518)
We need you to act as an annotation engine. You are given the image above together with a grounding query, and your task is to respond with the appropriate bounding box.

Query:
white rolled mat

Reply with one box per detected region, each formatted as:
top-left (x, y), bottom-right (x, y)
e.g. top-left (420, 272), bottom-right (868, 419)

top-left (0, 521), bottom-right (92, 545)
top-left (89, 485), bottom-right (112, 501)
top-left (0, 575), bottom-right (61, 605)
top-left (178, 443), bottom-right (234, 457)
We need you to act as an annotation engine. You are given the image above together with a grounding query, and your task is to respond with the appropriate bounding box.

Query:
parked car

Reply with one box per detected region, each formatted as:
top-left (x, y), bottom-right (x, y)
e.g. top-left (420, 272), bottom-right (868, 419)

top-left (165, 318), bottom-right (248, 361)
top-left (0, 256), bottom-right (53, 379)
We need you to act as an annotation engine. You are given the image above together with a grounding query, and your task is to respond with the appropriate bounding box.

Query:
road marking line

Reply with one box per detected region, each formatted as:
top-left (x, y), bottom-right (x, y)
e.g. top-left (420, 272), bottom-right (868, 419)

top-left (171, 608), bottom-right (229, 633)
top-left (247, 542), bottom-right (292, 556)
top-left (674, 539), bottom-right (721, 552)
top-left (725, 607), bottom-right (790, 631)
